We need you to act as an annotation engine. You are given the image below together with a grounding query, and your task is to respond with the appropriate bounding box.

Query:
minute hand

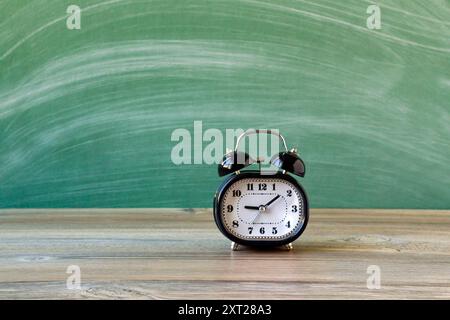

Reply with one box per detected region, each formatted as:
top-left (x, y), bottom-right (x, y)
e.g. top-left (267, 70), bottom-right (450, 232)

top-left (264, 195), bottom-right (280, 207)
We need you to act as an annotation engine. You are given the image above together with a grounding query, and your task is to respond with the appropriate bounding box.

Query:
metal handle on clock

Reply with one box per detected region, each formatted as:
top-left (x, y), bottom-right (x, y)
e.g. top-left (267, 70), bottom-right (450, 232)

top-left (234, 129), bottom-right (289, 152)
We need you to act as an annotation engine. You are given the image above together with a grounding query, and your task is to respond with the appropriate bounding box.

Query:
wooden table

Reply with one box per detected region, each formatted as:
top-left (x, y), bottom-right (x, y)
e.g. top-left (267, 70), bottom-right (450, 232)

top-left (0, 209), bottom-right (449, 299)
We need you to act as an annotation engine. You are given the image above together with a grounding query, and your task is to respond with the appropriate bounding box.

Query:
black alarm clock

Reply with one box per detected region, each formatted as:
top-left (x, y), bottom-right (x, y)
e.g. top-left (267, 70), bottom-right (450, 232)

top-left (213, 129), bottom-right (309, 250)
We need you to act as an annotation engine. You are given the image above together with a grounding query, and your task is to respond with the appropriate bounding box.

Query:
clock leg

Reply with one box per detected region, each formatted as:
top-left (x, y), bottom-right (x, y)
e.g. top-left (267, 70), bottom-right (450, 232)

top-left (230, 242), bottom-right (240, 251)
top-left (231, 242), bottom-right (292, 251)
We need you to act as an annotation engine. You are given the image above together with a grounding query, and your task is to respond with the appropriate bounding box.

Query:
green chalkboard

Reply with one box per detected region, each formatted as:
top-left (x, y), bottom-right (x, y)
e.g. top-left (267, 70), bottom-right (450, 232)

top-left (0, 0), bottom-right (449, 209)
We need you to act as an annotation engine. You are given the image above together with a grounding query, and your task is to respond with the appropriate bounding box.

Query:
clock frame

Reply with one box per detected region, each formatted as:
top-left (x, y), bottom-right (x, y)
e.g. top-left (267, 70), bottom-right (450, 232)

top-left (213, 170), bottom-right (309, 247)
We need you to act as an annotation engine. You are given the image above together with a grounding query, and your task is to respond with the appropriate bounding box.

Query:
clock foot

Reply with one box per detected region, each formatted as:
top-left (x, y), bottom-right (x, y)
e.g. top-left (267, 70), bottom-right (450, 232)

top-left (230, 242), bottom-right (293, 251)
top-left (230, 242), bottom-right (240, 251)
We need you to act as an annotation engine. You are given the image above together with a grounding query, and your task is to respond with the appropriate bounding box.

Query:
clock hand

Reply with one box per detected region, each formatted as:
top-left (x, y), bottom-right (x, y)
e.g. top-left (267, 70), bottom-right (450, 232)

top-left (250, 195), bottom-right (281, 224)
top-left (250, 205), bottom-right (267, 224)
top-left (264, 195), bottom-right (280, 207)
top-left (251, 210), bottom-right (263, 223)
top-left (245, 196), bottom-right (280, 211)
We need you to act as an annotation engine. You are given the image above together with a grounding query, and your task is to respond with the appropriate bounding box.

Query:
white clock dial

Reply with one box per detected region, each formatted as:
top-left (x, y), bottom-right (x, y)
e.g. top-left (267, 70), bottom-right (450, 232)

top-left (220, 177), bottom-right (306, 241)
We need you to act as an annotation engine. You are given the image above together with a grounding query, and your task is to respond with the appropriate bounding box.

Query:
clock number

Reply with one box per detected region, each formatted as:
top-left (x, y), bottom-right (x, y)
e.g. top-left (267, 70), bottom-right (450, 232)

top-left (248, 227), bottom-right (253, 234)
top-left (286, 190), bottom-right (292, 197)
top-left (272, 227), bottom-right (278, 234)
top-left (272, 183), bottom-right (276, 191)
top-left (247, 183), bottom-right (253, 191)
top-left (286, 221), bottom-right (291, 228)
top-left (259, 227), bottom-right (265, 234)
top-left (227, 205), bottom-right (233, 212)
top-left (291, 205), bottom-right (298, 213)
top-left (232, 190), bottom-right (241, 197)
top-left (258, 183), bottom-right (267, 191)
top-left (232, 220), bottom-right (239, 228)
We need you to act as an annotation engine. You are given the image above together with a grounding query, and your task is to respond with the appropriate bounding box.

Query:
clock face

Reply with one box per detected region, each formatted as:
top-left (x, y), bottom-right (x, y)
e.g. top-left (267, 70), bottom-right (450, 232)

top-left (218, 176), bottom-right (307, 242)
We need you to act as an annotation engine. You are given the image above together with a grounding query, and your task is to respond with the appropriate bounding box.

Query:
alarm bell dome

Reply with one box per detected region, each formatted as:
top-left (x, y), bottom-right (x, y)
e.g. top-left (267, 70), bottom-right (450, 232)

top-left (270, 150), bottom-right (305, 177)
top-left (218, 151), bottom-right (254, 176)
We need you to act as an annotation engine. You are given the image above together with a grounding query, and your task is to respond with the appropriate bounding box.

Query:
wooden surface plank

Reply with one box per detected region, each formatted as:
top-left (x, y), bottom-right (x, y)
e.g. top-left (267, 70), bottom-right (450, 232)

top-left (0, 209), bottom-right (449, 299)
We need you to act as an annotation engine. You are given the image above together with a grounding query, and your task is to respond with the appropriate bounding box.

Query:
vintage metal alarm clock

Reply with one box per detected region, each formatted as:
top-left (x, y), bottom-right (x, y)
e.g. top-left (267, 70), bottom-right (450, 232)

top-left (213, 129), bottom-right (309, 250)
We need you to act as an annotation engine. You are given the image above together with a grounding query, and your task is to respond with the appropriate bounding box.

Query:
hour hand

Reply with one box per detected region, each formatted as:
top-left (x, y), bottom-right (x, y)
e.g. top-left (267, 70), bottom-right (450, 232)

top-left (244, 205), bottom-right (260, 210)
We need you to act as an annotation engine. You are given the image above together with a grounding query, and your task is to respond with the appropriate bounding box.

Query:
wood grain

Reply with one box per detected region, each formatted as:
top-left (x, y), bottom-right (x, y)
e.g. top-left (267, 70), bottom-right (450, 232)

top-left (0, 209), bottom-right (449, 299)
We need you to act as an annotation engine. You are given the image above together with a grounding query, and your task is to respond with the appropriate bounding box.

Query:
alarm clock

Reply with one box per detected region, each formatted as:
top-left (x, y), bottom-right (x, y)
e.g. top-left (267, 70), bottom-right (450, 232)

top-left (213, 129), bottom-right (309, 250)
